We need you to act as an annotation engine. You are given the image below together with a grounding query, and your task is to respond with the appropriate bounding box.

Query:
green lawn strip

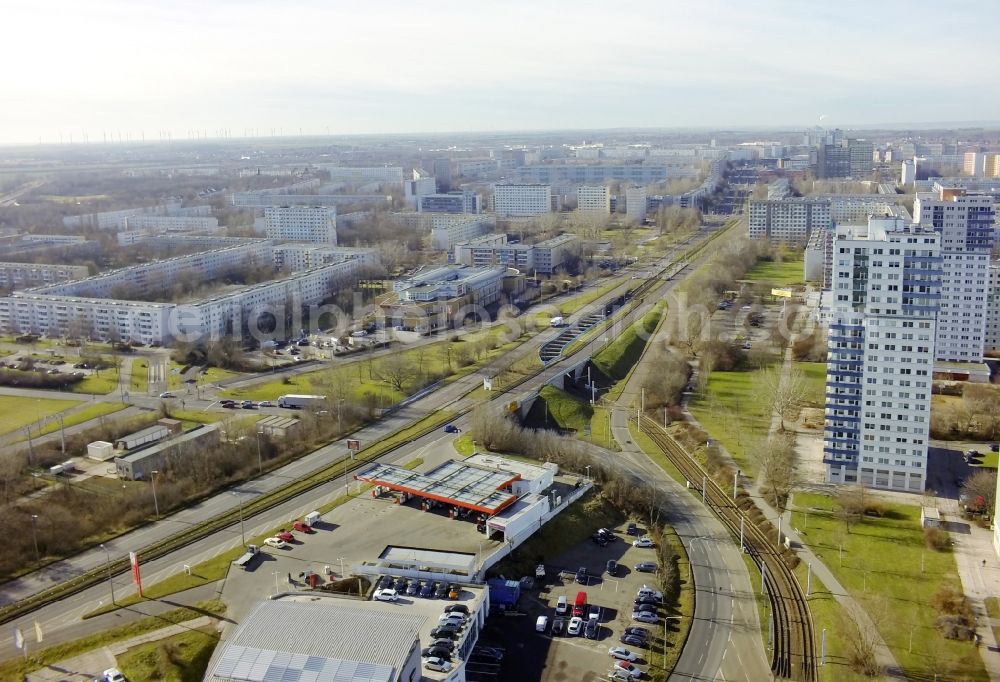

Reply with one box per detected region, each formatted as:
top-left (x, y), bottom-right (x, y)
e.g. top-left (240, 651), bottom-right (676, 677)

top-left (688, 369), bottom-right (770, 477)
top-left (979, 452), bottom-right (998, 469)
top-left (790, 492), bottom-right (989, 681)
top-left (588, 405), bottom-right (618, 451)
top-left (118, 625), bottom-right (219, 682)
top-left (491, 489), bottom-right (625, 578)
top-left (69, 368), bottom-right (121, 395)
top-left (791, 563), bottom-right (858, 682)
top-left (130, 358), bottom-right (149, 393)
top-left (985, 597), bottom-right (1000, 619)
top-left (536, 385), bottom-right (593, 432)
top-left (795, 361), bottom-right (828, 409)
top-left (658, 524), bottom-right (694, 677)
top-left (163, 409), bottom-right (227, 424)
top-left (199, 367), bottom-right (243, 384)
top-left (34, 402), bottom-right (127, 437)
top-left (592, 301), bottom-right (666, 381)
top-left (743, 257), bottom-right (805, 287)
top-left (556, 275), bottom-right (629, 317)
top-left (0, 599), bottom-right (225, 680)
top-left (453, 435), bottom-right (475, 455)
top-left (0, 395), bottom-right (83, 436)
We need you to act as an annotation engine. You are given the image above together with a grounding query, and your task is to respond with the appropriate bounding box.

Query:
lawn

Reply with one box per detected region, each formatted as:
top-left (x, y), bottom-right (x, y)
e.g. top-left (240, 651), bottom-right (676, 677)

top-left (222, 326), bottom-right (524, 404)
top-left (744, 256), bottom-right (805, 287)
top-left (68, 367), bottom-right (121, 395)
top-left (688, 368), bottom-right (771, 476)
top-left (130, 358), bottom-right (149, 393)
top-left (0, 599), bottom-right (225, 681)
top-left (790, 492), bottom-right (988, 681)
top-left (592, 300), bottom-right (666, 382)
top-left (118, 625), bottom-right (219, 682)
top-left (796, 361), bottom-right (828, 409)
top-left (535, 385), bottom-right (593, 432)
top-left (33, 402), bottom-right (127, 437)
top-left (0, 395), bottom-right (82, 436)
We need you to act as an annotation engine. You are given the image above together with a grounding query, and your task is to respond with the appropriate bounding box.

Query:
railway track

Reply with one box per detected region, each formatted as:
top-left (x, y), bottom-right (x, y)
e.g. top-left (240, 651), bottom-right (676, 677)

top-left (638, 415), bottom-right (816, 681)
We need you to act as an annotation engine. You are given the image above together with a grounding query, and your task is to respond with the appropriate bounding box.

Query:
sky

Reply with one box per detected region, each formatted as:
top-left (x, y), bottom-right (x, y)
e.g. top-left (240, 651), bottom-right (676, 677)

top-left (2, 0), bottom-right (999, 144)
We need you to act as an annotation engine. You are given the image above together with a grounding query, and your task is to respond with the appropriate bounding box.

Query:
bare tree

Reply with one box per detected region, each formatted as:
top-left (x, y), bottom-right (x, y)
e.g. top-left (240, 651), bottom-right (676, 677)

top-left (835, 484), bottom-right (865, 533)
top-left (838, 595), bottom-right (887, 677)
top-left (961, 469), bottom-right (997, 517)
top-left (758, 364), bottom-right (808, 432)
top-left (753, 433), bottom-right (797, 513)
top-left (375, 352), bottom-right (417, 393)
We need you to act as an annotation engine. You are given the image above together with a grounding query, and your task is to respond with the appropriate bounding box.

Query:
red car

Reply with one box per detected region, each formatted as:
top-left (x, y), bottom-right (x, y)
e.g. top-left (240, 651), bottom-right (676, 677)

top-left (292, 521), bottom-right (315, 534)
top-left (275, 530), bottom-right (294, 542)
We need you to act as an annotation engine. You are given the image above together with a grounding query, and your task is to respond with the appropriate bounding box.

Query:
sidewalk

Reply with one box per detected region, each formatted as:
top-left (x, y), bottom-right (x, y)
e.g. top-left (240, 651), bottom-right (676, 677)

top-left (25, 615), bottom-right (216, 682)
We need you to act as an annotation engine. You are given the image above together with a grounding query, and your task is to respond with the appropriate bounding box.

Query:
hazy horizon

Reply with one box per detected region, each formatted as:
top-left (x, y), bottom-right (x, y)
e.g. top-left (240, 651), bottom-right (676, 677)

top-left (4, 0), bottom-right (998, 145)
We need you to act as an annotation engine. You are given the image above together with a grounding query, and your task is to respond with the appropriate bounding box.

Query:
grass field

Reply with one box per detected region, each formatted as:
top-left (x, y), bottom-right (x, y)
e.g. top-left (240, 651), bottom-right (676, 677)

top-left (790, 492), bottom-right (988, 681)
top-left (0, 395), bottom-right (82, 435)
top-left (744, 256), bottom-right (805, 287)
top-left (535, 385), bottom-right (593, 432)
top-left (593, 301), bottom-right (666, 381)
top-left (688, 369), bottom-right (771, 476)
top-left (222, 326), bottom-right (523, 404)
top-left (33, 402), bottom-right (127, 437)
top-left (0, 599), bottom-right (225, 681)
top-left (130, 358), bottom-right (149, 393)
top-left (796, 361), bottom-right (828, 409)
top-left (68, 367), bottom-right (121, 395)
top-left (118, 625), bottom-right (219, 682)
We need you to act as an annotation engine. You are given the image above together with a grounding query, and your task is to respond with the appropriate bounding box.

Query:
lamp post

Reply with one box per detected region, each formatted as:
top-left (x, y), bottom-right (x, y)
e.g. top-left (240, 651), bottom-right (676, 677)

top-left (30, 515), bottom-right (40, 566)
top-left (585, 465), bottom-right (591, 483)
top-left (255, 431), bottom-right (263, 475)
top-left (232, 492), bottom-right (245, 546)
top-left (150, 470), bottom-right (160, 518)
top-left (338, 556), bottom-right (347, 577)
top-left (100, 543), bottom-right (115, 604)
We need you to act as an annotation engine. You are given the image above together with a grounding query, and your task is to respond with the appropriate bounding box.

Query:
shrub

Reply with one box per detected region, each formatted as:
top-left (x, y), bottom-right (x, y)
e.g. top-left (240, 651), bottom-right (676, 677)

top-left (924, 526), bottom-right (951, 551)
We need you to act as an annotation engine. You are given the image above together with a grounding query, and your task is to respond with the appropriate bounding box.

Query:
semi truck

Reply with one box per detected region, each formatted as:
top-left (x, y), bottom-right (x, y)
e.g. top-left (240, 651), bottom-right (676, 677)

top-left (277, 394), bottom-right (327, 409)
top-left (233, 544), bottom-right (260, 570)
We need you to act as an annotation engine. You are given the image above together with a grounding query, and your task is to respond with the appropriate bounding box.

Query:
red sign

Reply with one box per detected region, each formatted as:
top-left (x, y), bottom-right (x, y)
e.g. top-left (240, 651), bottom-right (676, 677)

top-left (346, 439), bottom-right (361, 451)
top-left (129, 551), bottom-right (143, 596)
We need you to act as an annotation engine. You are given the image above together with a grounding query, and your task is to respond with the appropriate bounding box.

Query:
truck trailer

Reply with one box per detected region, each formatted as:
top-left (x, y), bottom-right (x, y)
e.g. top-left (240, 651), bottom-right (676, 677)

top-left (277, 394), bottom-right (327, 409)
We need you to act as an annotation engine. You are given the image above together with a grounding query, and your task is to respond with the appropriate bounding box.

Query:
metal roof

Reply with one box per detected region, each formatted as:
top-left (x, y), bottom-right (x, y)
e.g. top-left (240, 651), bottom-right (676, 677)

top-left (377, 546), bottom-right (476, 573)
top-left (207, 600), bottom-right (424, 682)
top-left (355, 459), bottom-right (519, 515)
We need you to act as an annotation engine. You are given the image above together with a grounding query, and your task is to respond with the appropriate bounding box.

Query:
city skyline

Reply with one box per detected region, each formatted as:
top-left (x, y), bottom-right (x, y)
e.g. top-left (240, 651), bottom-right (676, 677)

top-left (3, 0), bottom-right (1000, 144)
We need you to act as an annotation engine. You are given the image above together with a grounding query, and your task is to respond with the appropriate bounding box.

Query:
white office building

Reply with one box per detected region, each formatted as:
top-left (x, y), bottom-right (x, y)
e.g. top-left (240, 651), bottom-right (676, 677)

top-left (264, 206), bottom-right (338, 244)
top-left (576, 185), bottom-right (611, 213)
top-left (625, 186), bottom-right (647, 222)
top-left (403, 170), bottom-right (436, 206)
top-left (985, 262), bottom-right (1000, 354)
top-left (823, 217), bottom-right (941, 492)
top-left (914, 187), bottom-right (995, 363)
top-left (492, 184), bottom-right (552, 217)
top-left (747, 198), bottom-right (832, 243)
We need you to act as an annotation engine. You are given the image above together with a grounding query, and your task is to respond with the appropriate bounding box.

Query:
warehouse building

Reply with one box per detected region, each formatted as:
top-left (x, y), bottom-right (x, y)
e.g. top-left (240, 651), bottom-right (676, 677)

top-left (115, 424), bottom-right (220, 480)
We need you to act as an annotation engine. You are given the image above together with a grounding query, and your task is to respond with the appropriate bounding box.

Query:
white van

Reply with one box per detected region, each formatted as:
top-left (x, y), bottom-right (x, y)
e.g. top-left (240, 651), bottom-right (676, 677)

top-left (535, 615), bottom-right (549, 632)
top-left (555, 595), bottom-right (568, 615)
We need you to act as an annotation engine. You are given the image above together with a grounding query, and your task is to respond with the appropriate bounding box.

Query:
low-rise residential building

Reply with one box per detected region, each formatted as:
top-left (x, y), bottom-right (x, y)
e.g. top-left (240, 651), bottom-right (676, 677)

top-left (418, 191), bottom-right (481, 214)
top-left (0, 262), bottom-right (89, 290)
top-left (430, 214), bottom-right (495, 250)
top-left (452, 233), bottom-right (577, 274)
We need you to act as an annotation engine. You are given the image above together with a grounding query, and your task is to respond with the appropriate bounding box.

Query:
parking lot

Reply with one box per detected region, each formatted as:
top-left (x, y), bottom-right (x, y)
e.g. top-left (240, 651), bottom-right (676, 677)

top-left (481, 520), bottom-right (666, 682)
top-left (220, 488), bottom-right (506, 622)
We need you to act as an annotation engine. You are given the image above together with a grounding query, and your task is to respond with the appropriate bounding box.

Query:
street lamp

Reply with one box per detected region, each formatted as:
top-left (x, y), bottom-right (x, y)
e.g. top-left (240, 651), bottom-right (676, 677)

top-left (338, 556), bottom-right (347, 577)
top-left (30, 514), bottom-right (40, 566)
top-left (232, 492), bottom-right (246, 546)
top-left (585, 465), bottom-right (591, 482)
top-left (150, 470), bottom-right (160, 518)
top-left (99, 543), bottom-right (115, 604)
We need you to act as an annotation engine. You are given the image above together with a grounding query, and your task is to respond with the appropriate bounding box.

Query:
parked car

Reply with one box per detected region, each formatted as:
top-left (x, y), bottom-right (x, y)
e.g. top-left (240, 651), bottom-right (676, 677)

top-left (597, 528), bottom-right (616, 540)
top-left (634, 596), bottom-right (659, 606)
top-left (444, 604), bottom-right (470, 614)
top-left (624, 626), bottom-right (649, 639)
top-left (241, 400), bottom-right (255, 409)
top-left (606, 559), bottom-right (618, 576)
top-left (552, 617), bottom-right (566, 636)
top-left (567, 616), bottom-right (584, 635)
top-left (422, 646), bottom-right (452, 661)
top-left (614, 661), bottom-right (643, 678)
top-left (419, 581), bottom-right (434, 598)
top-left (620, 634), bottom-right (647, 648)
top-left (373, 588), bottom-right (398, 602)
top-left (102, 669), bottom-right (127, 682)
top-left (430, 638), bottom-right (455, 652)
top-left (632, 611), bottom-right (658, 624)
top-left (274, 530), bottom-right (294, 542)
top-left (576, 567), bottom-right (588, 584)
top-left (375, 575), bottom-right (392, 591)
top-left (393, 576), bottom-right (407, 591)
top-left (406, 579), bottom-right (420, 596)
top-left (635, 603), bottom-right (657, 614)
top-left (585, 619), bottom-right (599, 639)
top-left (608, 647), bottom-right (638, 661)
top-left (636, 586), bottom-right (663, 600)
top-left (292, 521), bottom-right (315, 534)
top-left (423, 657), bottom-right (452, 673)
top-left (259, 400), bottom-right (273, 407)
top-left (264, 537), bottom-right (288, 549)
top-left (632, 537), bottom-right (654, 548)
top-left (592, 534), bottom-right (608, 547)
top-left (589, 604), bottom-right (602, 621)
top-left (438, 612), bottom-right (467, 625)
top-left (434, 582), bottom-right (449, 599)
top-left (448, 583), bottom-right (460, 599)
top-left (634, 562), bottom-right (657, 573)
top-left (430, 625), bottom-right (460, 639)
top-left (555, 595), bottom-right (569, 615)
top-left (627, 522), bottom-right (638, 536)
